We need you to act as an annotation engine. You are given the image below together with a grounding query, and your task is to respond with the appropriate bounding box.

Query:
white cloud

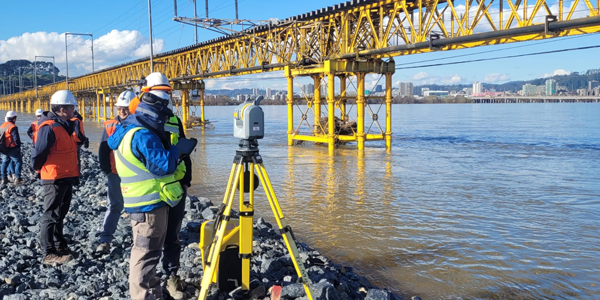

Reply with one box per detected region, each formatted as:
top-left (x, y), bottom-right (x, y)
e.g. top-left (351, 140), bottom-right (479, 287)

top-left (542, 69), bottom-right (571, 78)
top-left (412, 72), bottom-right (430, 80)
top-left (484, 73), bottom-right (510, 82)
top-left (0, 30), bottom-right (163, 76)
top-left (411, 72), bottom-right (464, 85)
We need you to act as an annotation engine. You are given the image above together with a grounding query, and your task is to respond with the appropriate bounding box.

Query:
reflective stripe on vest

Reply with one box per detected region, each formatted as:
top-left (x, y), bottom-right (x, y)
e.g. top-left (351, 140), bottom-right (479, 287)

top-left (104, 119), bottom-right (119, 174)
top-left (0, 122), bottom-right (17, 148)
top-left (114, 127), bottom-right (181, 209)
top-left (31, 121), bottom-right (39, 144)
top-left (70, 118), bottom-right (85, 143)
top-left (165, 116), bottom-right (180, 145)
top-left (39, 120), bottom-right (79, 180)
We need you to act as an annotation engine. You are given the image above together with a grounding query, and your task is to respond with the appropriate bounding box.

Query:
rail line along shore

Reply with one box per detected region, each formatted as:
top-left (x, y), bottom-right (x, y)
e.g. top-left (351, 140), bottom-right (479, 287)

top-left (0, 143), bottom-right (414, 300)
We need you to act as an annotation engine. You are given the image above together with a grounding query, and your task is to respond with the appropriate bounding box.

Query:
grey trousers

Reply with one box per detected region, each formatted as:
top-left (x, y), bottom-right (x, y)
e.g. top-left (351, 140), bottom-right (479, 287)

top-left (129, 205), bottom-right (168, 300)
top-left (99, 173), bottom-right (124, 243)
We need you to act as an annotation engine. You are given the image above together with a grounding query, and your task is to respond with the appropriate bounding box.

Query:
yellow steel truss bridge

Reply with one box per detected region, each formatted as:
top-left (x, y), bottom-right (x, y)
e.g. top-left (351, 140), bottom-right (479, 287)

top-left (2, 0), bottom-right (600, 152)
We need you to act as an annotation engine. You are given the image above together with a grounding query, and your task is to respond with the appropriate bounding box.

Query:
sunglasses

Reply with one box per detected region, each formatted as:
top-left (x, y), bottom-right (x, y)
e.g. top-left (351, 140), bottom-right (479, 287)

top-left (62, 105), bottom-right (76, 111)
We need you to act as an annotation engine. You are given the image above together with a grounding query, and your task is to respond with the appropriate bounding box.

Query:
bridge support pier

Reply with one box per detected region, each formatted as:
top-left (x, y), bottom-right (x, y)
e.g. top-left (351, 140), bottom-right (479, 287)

top-left (287, 75), bottom-right (294, 146)
top-left (285, 59), bottom-right (395, 154)
top-left (172, 80), bottom-right (204, 129)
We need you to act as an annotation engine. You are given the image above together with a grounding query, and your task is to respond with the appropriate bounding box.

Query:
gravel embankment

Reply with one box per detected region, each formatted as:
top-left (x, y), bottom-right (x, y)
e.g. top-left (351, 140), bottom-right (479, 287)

top-left (0, 143), bottom-right (411, 300)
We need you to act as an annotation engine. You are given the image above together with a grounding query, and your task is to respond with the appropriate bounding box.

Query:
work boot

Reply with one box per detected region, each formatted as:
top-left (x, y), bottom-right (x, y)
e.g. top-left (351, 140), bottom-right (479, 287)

top-left (13, 177), bottom-right (26, 184)
top-left (165, 275), bottom-right (185, 300)
top-left (56, 246), bottom-right (71, 256)
top-left (96, 242), bottom-right (110, 255)
top-left (0, 178), bottom-right (8, 186)
top-left (42, 253), bottom-right (71, 265)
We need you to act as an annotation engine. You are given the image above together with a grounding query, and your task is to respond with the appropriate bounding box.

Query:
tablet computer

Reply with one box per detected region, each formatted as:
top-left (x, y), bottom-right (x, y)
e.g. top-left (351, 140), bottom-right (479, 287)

top-left (176, 137), bottom-right (198, 157)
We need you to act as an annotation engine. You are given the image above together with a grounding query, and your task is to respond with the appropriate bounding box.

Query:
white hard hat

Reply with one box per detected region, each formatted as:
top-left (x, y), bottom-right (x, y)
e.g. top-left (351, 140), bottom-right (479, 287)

top-left (142, 72), bottom-right (171, 92)
top-left (35, 108), bottom-right (44, 116)
top-left (50, 90), bottom-right (78, 106)
top-left (116, 91), bottom-right (135, 107)
top-left (6, 111), bottom-right (17, 118)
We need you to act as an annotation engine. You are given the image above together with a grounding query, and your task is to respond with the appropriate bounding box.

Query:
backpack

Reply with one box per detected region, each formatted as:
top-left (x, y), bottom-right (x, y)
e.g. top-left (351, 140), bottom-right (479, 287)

top-left (0, 133), bottom-right (6, 154)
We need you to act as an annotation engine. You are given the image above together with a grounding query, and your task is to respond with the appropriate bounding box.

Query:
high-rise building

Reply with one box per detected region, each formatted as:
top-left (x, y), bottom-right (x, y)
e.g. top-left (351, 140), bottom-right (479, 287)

top-left (266, 88), bottom-right (272, 99)
top-left (302, 83), bottom-right (314, 96)
top-left (473, 82), bottom-right (483, 95)
top-left (399, 82), bottom-right (413, 97)
top-left (589, 80), bottom-right (599, 90)
top-left (374, 85), bottom-right (383, 93)
top-left (545, 79), bottom-right (557, 96)
top-left (522, 84), bottom-right (539, 96)
top-left (252, 88), bottom-right (259, 96)
top-left (421, 87), bottom-right (429, 96)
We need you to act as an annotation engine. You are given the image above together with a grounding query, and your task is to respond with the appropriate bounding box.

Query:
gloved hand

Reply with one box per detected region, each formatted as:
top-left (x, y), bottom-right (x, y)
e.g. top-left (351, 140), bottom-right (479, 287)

top-left (83, 138), bottom-right (90, 149)
top-left (174, 161), bottom-right (186, 181)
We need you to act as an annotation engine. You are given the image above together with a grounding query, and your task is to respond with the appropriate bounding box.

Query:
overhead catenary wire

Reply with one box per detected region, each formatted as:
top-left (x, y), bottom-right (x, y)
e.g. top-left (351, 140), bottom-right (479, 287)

top-left (395, 44), bottom-right (600, 70)
top-left (399, 32), bottom-right (599, 66)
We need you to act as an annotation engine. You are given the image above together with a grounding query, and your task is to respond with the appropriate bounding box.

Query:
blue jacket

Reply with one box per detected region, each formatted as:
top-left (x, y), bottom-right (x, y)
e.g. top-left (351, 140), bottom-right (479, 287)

top-left (107, 103), bottom-right (179, 213)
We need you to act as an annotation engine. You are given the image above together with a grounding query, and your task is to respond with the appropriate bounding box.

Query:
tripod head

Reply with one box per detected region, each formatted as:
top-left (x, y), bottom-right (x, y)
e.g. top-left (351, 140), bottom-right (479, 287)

top-left (238, 138), bottom-right (259, 152)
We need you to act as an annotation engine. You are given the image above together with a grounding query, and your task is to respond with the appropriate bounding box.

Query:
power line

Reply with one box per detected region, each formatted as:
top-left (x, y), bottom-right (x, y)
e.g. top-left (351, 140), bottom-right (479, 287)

top-left (395, 44), bottom-right (600, 70)
top-left (399, 32), bottom-right (599, 66)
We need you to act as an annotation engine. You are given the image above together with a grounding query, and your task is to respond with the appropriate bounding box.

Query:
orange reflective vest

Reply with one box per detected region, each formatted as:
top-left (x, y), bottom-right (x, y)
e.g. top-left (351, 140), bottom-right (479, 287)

top-left (0, 121), bottom-right (17, 148)
top-left (70, 117), bottom-right (86, 143)
top-left (104, 119), bottom-right (119, 174)
top-left (39, 120), bottom-right (79, 180)
top-left (30, 120), bottom-right (39, 144)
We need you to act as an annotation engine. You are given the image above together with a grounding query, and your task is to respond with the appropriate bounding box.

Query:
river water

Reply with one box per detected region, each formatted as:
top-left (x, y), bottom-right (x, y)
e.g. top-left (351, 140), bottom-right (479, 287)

top-left (10, 103), bottom-right (600, 299)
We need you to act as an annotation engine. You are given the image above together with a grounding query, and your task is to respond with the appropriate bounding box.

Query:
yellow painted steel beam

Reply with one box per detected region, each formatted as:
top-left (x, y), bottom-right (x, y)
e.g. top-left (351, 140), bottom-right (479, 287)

top-left (291, 135), bottom-right (330, 143)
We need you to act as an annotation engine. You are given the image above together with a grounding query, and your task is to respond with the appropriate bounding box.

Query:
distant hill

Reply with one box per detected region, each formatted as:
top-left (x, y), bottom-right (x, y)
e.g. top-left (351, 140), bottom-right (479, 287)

top-left (0, 60), bottom-right (64, 93)
top-left (414, 68), bottom-right (600, 94)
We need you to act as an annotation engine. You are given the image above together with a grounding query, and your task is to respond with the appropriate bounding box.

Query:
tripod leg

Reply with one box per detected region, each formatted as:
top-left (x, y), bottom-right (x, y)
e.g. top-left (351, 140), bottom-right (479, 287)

top-left (198, 161), bottom-right (243, 300)
top-left (254, 161), bottom-right (314, 300)
top-left (239, 162), bottom-right (254, 290)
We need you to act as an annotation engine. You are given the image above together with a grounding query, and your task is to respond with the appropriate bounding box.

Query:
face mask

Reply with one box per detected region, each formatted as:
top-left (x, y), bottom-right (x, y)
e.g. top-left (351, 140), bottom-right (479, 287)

top-left (141, 92), bottom-right (174, 118)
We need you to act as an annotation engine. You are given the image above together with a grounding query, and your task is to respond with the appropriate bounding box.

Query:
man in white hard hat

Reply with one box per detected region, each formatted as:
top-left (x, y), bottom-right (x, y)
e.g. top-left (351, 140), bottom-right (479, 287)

top-left (27, 108), bottom-right (44, 144)
top-left (32, 90), bottom-right (80, 265)
top-left (130, 72), bottom-right (192, 299)
top-left (96, 90), bottom-right (135, 255)
top-left (0, 111), bottom-right (24, 185)
top-left (107, 86), bottom-right (185, 300)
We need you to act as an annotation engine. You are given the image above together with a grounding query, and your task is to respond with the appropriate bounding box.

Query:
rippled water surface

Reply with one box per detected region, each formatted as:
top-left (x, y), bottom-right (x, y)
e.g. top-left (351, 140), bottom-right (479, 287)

top-left (14, 103), bottom-right (600, 299)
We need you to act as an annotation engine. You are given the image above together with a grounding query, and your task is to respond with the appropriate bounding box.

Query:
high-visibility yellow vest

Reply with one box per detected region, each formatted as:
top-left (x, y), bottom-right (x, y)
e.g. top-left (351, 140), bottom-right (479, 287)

top-left (165, 116), bottom-right (180, 145)
top-left (114, 127), bottom-right (183, 209)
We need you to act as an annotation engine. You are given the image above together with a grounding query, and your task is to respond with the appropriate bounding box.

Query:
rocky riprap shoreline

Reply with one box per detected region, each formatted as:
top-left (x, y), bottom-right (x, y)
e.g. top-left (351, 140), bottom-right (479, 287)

top-left (0, 143), bottom-right (409, 300)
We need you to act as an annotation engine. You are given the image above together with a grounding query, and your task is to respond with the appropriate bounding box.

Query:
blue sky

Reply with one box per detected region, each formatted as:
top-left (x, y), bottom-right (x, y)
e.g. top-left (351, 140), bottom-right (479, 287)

top-left (1, 0), bottom-right (599, 90)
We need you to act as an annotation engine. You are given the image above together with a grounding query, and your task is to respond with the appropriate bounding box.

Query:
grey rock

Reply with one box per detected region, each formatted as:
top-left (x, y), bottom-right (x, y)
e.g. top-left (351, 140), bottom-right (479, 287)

top-left (3, 293), bottom-right (27, 300)
top-left (365, 289), bottom-right (390, 300)
top-left (281, 283), bottom-right (305, 298)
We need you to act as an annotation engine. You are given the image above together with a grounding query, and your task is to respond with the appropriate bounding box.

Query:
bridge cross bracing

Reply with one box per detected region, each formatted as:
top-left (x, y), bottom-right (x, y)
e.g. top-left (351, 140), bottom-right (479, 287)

top-left (1, 0), bottom-right (600, 151)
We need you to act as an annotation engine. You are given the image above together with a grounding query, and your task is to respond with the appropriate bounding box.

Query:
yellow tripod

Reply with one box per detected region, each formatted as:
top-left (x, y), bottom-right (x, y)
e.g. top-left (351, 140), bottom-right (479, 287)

top-left (198, 139), bottom-right (314, 300)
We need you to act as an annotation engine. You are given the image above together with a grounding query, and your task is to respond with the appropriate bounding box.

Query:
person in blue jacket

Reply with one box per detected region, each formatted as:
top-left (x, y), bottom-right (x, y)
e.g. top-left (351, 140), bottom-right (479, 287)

top-left (108, 89), bottom-right (186, 300)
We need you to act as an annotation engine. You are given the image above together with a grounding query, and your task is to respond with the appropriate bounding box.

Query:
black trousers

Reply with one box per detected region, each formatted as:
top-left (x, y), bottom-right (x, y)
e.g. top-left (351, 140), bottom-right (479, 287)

top-left (39, 183), bottom-right (73, 255)
top-left (162, 190), bottom-right (187, 276)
